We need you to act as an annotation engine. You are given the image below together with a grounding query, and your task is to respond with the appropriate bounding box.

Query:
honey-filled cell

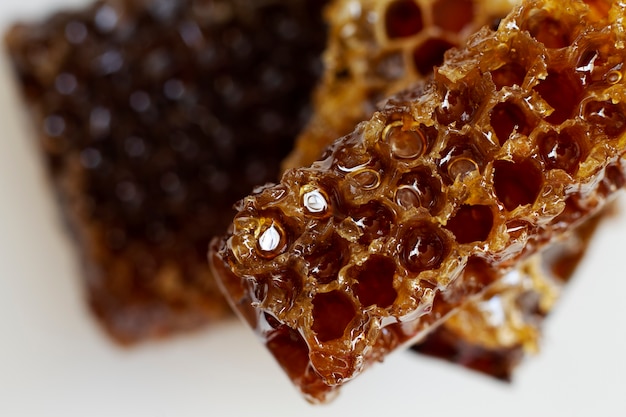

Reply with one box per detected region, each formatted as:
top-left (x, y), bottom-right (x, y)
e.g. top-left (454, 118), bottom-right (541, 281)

top-left (384, 0), bottom-right (424, 39)
top-left (445, 205), bottom-right (494, 244)
top-left (412, 38), bottom-right (457, 76)
top-left (493, 159), bottom-right (543, 211)
top-left (311, 290), bottom-right (357, 343)
top-left (432, 0), bottom-right (475, 33)
top-left (350, 255), bottom-right (398, 308)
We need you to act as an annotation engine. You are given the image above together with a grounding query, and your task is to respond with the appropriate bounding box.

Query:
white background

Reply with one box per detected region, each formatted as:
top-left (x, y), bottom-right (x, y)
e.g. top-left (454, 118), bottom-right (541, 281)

top-left (0, 1), bottom-right (625, 416)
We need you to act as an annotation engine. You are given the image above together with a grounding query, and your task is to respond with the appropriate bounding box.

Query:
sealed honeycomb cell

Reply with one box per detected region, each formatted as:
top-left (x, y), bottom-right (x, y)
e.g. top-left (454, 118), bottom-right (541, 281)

top-left (5, 0), bottom-right (328, 344)
top-left (212, 0), bottom-right (626, 402)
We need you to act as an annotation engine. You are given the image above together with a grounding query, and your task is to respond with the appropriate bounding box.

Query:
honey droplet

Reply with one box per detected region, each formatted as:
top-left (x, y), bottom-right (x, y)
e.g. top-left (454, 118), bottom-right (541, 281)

top-left (606, 70), bottom-right (622, 84)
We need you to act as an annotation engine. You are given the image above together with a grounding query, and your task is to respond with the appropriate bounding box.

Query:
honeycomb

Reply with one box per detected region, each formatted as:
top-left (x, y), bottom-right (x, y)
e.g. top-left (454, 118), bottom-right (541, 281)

top-left (282, 0), bottom-right (520, 171)
top-left (211, 0), bottom-right (626, 402)
top-left (286, 0), bottom-right (611, 381)
top-left (282, 0), bottom-right (564, 379)
top-left (413, 209), bottom-right (606, 380)
top-left (5, 0), bottom-right (328, 344)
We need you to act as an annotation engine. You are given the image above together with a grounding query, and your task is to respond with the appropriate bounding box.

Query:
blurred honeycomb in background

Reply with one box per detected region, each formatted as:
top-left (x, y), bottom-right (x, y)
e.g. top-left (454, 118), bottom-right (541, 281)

top-left (4, 0), bottom-right (328, 344)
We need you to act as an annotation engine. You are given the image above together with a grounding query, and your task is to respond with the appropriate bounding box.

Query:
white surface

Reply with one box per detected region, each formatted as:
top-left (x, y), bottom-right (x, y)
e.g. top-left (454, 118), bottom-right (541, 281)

top-left (0, 1), bottom-right (625, 416)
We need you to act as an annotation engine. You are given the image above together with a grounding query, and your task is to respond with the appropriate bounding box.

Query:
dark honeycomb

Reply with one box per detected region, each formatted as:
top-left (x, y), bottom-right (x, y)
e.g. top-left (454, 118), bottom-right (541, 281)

top-left (5, 0), bottom-right (328, 344)
top-left (212, 0), bottom-right (626, 402)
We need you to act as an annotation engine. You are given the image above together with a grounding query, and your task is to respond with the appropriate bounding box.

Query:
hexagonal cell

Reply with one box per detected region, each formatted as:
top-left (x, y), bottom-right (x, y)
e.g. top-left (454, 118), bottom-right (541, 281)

top-left (395, 168), bottom-right (444, 214)
top-left (431, 0), bottom-right (475, 33)
top-left (384, 0), bottom-right (424, 39)
top-left (413, 37), bottom-right (456, 76)
top-left (350, 255), bottom-right (398, 308)
top-left (256, 267), bottom-right (303, 309)
top-left (493, 159), bottom-right (543, 211)
top-left (445, 205), bottom-right (494, 244)
top-left (398, 221), bottom-right (450, 274)
top-left (537, 126), bottom-right (588, 175)
top-left (305, 232), bottom-right (350, 285)
top-left (349, 201), bottom-right (394, 244)
top-left (583, 100), bottom-right (626, 138)
top-left (438, 134), bottom-right (487, 184)
top-left (385, 122), bottom-right (438, 158)
top-left (435, 85), bottom-right (479, 127)
top-left (490, 100), bottom-right (536, 145)
top-left (534, 69), bottom-right (584, 125)
top-left (311, 290), bottom-right (356, 342)
top-left (490, 62), bottom-right (527, 90)
top-left (253, 208), bottom-right (301, 259)
top-left (523, 11), bottom-right (573, 48)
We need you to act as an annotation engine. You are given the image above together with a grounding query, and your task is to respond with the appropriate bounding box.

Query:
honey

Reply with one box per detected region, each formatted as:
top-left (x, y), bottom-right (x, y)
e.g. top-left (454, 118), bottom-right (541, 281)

top-left (212, 0), bottom-right (626, 402)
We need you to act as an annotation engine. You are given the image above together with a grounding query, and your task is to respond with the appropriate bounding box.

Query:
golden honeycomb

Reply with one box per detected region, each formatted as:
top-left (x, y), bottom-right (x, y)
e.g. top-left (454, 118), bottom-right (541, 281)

top-left (211, 0), bottom-right (626, 402)
top-left (413, 209), bottom-right (606, 379)
top-left (282, 0), bottom-right (520, 171)
top-left (285, 0), bottom-right (608, 379)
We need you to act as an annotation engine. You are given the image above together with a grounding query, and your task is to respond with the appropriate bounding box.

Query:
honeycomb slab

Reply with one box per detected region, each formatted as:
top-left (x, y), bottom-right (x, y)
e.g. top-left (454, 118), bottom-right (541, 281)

top-left (5, 0), bottom-right (328, 344)
top-left (211, 0), bottom-right (626, 402)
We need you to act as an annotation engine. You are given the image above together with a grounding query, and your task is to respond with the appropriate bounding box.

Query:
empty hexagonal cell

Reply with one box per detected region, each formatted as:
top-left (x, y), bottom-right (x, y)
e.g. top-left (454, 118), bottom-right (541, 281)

top-left (490, 100), bottom-right (536, 145)
top-left (350, 255), bottom-right (398, 308)
top-left (311, 290), bottom-right (357, 343)
top-left (395, 168), bottom-right (444, 214)
top-left (445, 205), bottom-right (494, 244)
top-left (413, 38), bottom-right (457, 76)
top-left (398, 221), bottom-right (450, 274)
top-left (534, 68), bottom-right (584, 125)
top-left (384, 0), bottom-right (424, 40)
top-left (537, 126), bottom-right (589, 175)
top-left (493, 159), bottom-right (543, 211)
top-left (431, 0), bottom-right (475, 33)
